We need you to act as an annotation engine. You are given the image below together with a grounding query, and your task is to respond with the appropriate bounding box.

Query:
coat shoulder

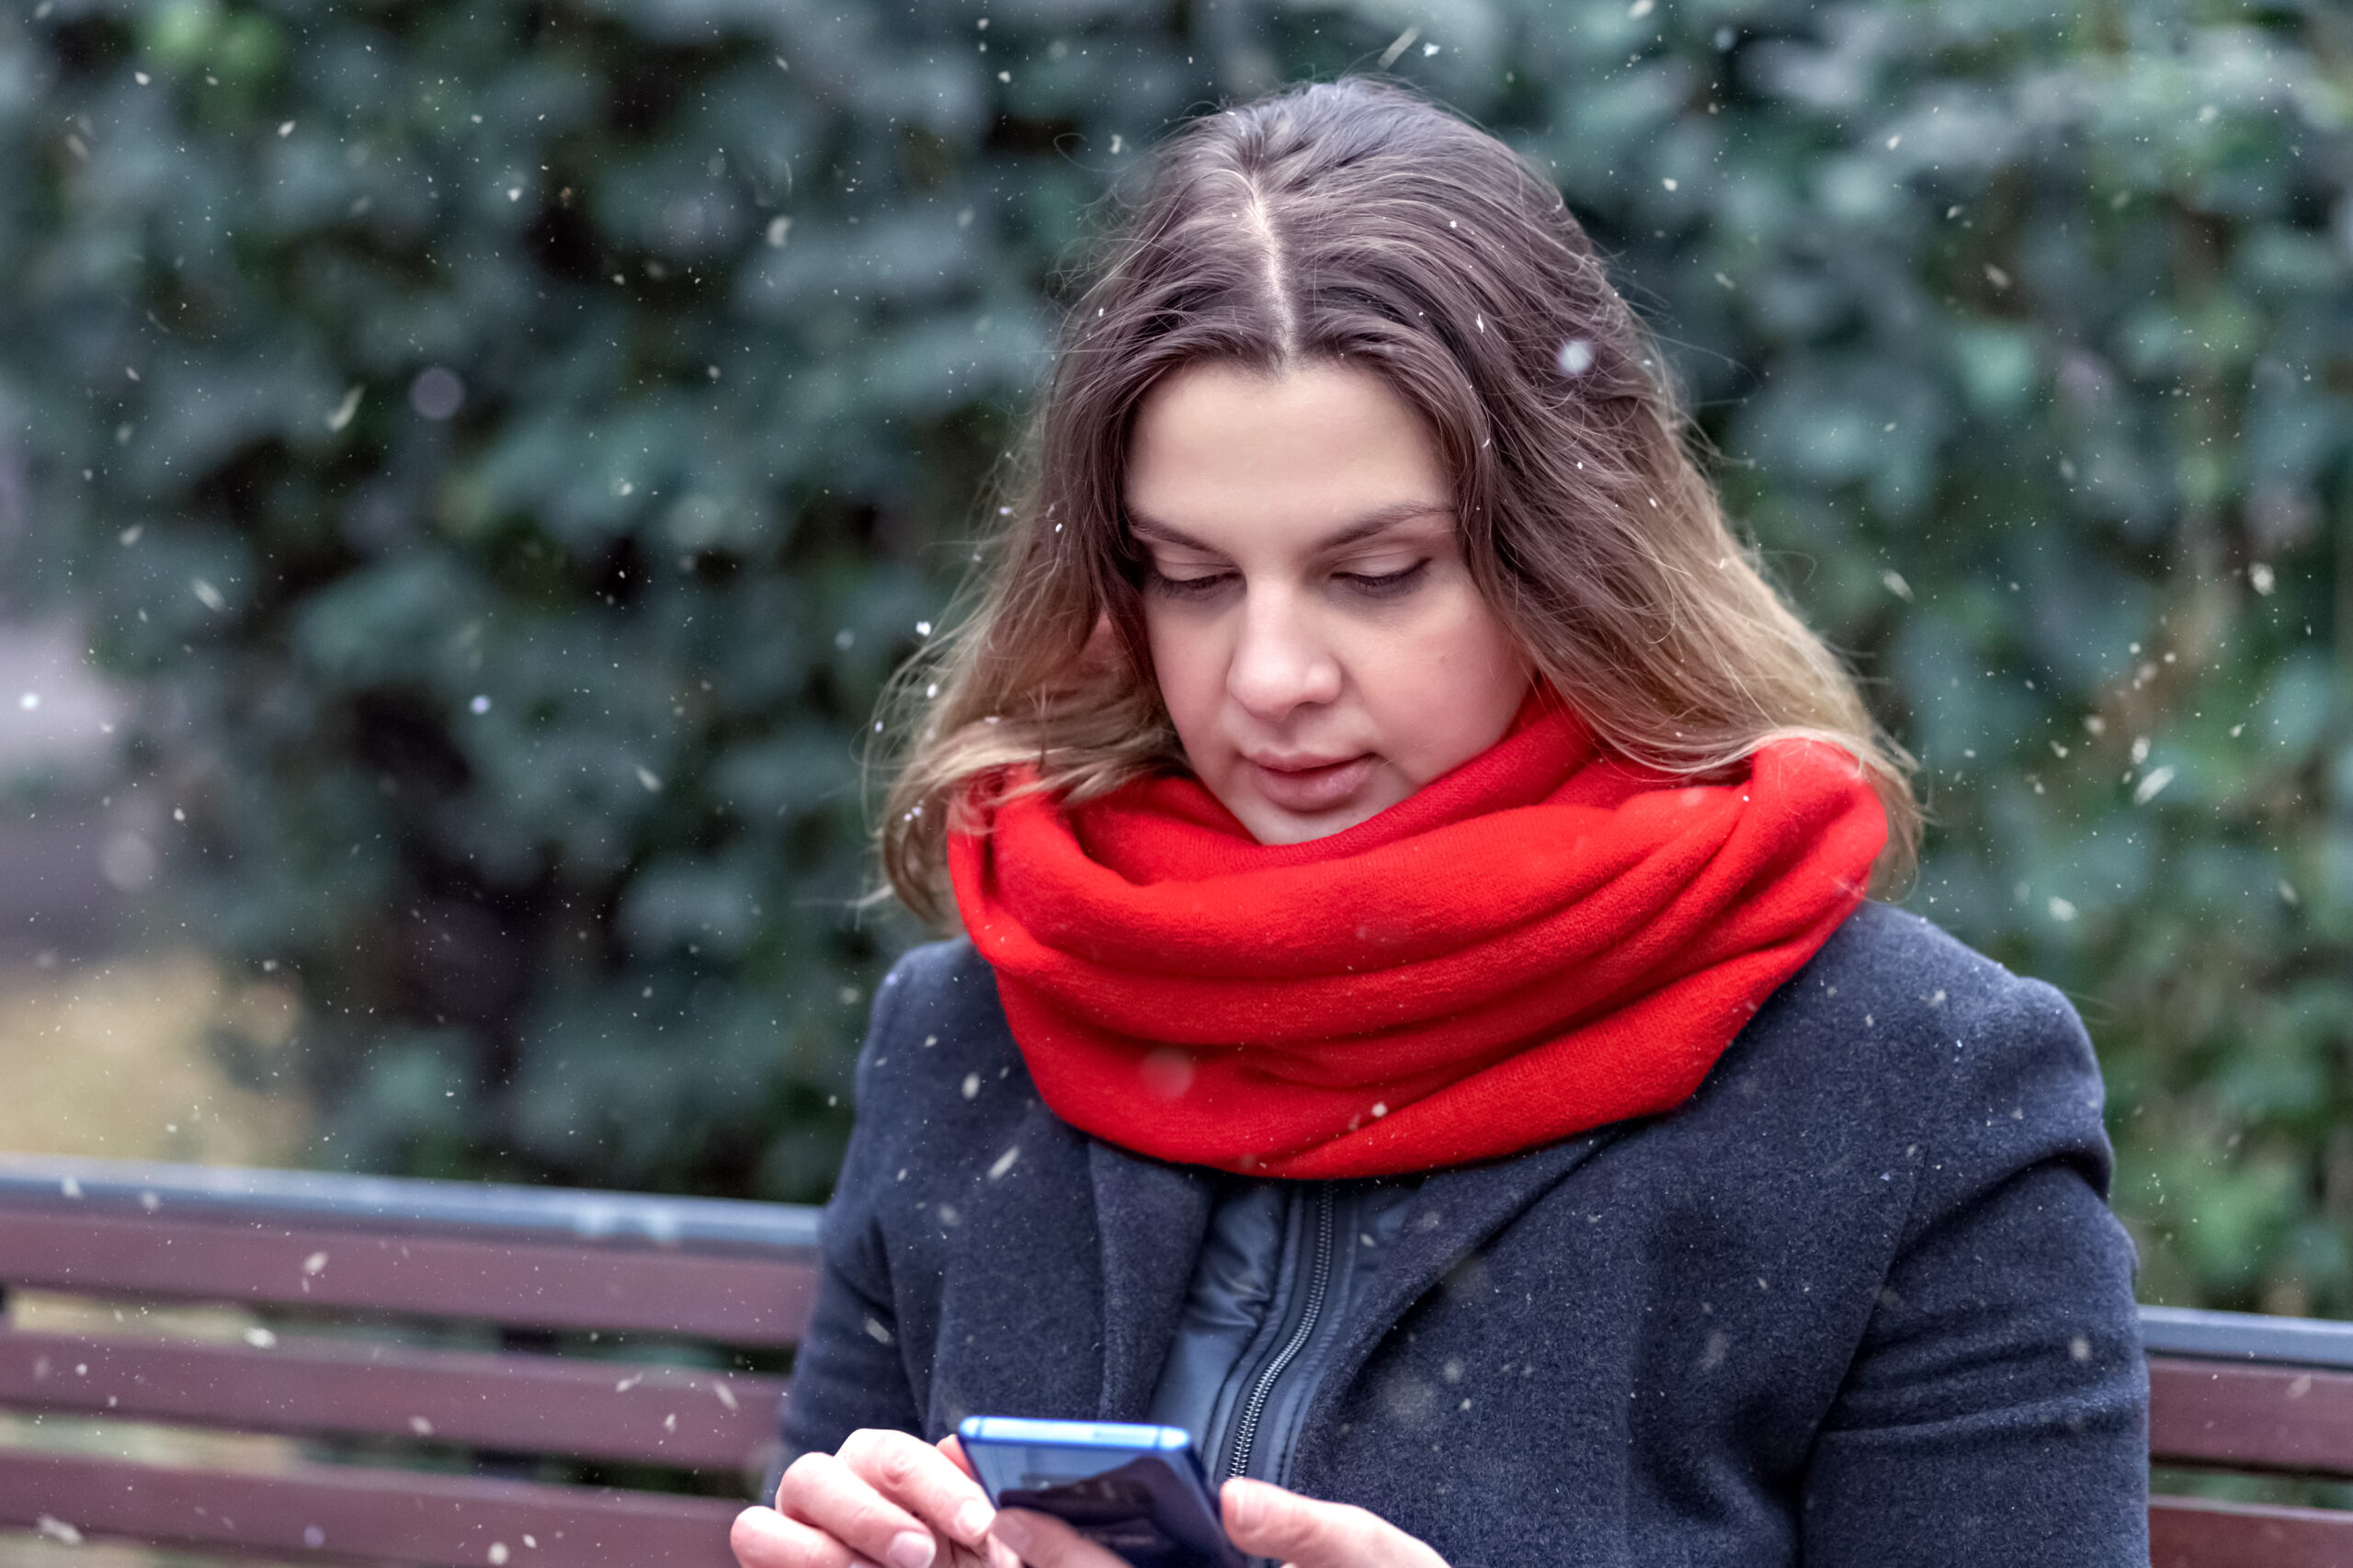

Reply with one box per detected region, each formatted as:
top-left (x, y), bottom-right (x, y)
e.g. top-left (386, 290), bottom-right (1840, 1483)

top-left (869, 938), bottom-right (1013, 1055)
top-left (1769, 899), bottom-right (2095, 1075)
top-left (851, 937), bottom-right (1027, 1122)
top-left (1804, 898), bottom-right (2041, 1008)
top-left (1721, 899), bottom-right (2114, 1209)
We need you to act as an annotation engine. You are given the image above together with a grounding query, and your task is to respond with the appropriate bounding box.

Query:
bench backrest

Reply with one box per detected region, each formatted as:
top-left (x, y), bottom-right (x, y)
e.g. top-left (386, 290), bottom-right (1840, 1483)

top-left (4, 1154), bottom-right (2350, 1566)
top-left (0, 1153), bottom-right (819, 1567)
top-left (2144, 1305), bottom-right (2353, 1566)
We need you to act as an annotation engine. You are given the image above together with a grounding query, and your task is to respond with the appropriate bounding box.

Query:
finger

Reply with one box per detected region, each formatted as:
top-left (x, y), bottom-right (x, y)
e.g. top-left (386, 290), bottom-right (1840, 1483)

top-left (732, 1505), bottom-right (873, 1568)
top-left (933, 1436), bottom-right (1023, 1568)
top-left (1221, 1478), bottom-right (1449, 1568)
top-left (987, 1507), bottom-right (1133, 1568)
top-left (840, 1427), bottom-right (1000, 1549)
top-left (775, 1449), bottom-right (942, 1568)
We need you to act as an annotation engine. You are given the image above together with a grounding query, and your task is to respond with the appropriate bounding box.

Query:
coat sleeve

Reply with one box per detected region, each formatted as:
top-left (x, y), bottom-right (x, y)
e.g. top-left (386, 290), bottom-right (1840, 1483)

top-left (775, 954), bottom-right (931, 1477)
top-left (1799, 973), bottom-right (2149, 1566)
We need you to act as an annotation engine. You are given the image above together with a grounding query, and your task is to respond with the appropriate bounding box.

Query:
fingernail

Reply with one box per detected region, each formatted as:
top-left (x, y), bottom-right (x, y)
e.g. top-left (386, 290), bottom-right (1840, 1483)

top-left (1222, 1478), bottom-right (1263, 1532)
top-left (887, 1530), bottom-right (936, 1568)
top-left (953, 1500), bottom-right (995, 1542)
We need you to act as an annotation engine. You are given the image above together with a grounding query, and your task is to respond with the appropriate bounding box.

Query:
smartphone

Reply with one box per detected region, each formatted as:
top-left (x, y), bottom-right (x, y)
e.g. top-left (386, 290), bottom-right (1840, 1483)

top-left (956, 1416), bottom-right (1243, 1568)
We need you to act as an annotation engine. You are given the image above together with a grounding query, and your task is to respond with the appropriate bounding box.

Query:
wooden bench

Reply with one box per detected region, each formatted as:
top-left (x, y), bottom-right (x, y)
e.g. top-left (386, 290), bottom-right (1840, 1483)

top-left (2144, 1305), bottom-right (2353, 1566)
top-left (0, 1153), bottom-right (817, 1566)
top-left (2, 1153), bottom-right (2348, 1566)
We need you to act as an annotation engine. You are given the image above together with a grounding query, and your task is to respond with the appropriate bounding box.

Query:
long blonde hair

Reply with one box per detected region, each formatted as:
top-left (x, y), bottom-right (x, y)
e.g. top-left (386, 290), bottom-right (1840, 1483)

top-left (878, 78), bottom-right (1918, 927)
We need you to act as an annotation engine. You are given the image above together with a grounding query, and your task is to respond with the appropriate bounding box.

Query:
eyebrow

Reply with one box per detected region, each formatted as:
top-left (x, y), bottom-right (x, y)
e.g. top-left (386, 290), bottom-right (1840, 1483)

top-left (1125, 498), bottom-right (1454, 557)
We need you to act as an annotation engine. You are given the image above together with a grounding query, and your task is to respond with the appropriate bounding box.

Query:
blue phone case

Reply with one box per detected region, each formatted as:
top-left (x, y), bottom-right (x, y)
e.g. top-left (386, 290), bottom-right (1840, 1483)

top-left (956, 1417), bottom-right (1244, 1568)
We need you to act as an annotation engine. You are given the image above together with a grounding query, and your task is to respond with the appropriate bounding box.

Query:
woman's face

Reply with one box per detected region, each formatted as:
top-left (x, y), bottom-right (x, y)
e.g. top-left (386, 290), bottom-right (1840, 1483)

top-left (1124, 360), bottom-right (1531, 845)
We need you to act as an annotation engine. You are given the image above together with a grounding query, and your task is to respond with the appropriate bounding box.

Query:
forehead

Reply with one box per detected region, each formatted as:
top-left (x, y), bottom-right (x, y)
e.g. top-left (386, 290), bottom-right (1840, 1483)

top-left (1124, 361), bottom-right (1449, 551)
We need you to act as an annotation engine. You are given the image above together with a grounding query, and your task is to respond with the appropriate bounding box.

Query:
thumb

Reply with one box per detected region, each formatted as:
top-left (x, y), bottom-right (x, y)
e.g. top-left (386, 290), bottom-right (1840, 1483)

top-left (1221, 1479), bottom-right (1384, 1568)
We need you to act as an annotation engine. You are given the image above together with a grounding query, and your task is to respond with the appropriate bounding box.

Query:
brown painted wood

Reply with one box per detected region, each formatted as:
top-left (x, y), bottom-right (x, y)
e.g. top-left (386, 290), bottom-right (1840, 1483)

top-left (2150, 1493), bottom-right (2353, 1568)
top-left (0, 1210), bottom-right (817, 1346)
top-left (0, 1329), bottom-right (789, 1471)
top-left (0, 1448), bottom-right (744, 1567)
top-left (2150, 1355), bottom-right (2353, 1478)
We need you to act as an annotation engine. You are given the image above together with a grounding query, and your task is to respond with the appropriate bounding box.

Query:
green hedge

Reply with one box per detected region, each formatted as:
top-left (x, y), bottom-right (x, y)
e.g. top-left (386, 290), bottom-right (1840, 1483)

top-left (3, 0), bottom-right (2347, 1313)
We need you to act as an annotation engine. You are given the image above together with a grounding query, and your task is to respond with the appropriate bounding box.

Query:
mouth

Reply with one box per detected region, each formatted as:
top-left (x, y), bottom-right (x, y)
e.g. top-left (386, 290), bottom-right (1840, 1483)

top-left (1243, 752), bottom-right (1377, 814)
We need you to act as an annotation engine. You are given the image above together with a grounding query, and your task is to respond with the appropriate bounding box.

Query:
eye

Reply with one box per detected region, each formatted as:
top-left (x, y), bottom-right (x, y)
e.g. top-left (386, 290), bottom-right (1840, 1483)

top-left (1142, 565), bottom-right (1235, 599)
top-left (1336, 560), bottom-right (1430, 599)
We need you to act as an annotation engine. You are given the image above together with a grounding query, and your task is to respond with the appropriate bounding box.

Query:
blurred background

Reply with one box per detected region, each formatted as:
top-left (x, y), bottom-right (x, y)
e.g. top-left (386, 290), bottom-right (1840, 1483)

top-left (0, 0), bottom-right (2346, 1323)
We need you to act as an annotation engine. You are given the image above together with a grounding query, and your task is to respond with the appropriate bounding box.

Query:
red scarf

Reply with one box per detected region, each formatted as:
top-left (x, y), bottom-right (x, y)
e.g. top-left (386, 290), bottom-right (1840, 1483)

top-left (947, 699), bottom-right (1886, 1178)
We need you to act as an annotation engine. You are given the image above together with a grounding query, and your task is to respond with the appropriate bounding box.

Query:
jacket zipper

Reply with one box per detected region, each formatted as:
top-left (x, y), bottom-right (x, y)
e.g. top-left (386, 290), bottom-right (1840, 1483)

top-left (1222, 1185), bottom-right (1336, 1484)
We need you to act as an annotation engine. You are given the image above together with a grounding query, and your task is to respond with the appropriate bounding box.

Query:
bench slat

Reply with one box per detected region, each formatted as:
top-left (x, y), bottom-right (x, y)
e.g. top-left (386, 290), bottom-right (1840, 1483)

top-left (2151, 1356), bottom-right (2353, 1479)
top-left (0, 1449), bottom-right (743, 1567)
top-left (2142, 1306), bottom-right (2353, 1371)
top-left (0, 1329), bottom-right (789, 1472)
top-left (2150, 1493), bottom-right (2353, 1568)
top-left (0, 1153), bottom-right (822, 1252)
top-left (0, 1210), bottom-right (817, 1346)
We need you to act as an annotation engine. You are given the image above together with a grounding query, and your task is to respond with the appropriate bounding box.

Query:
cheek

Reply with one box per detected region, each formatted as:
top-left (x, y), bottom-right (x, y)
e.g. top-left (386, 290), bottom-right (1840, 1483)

top-left (1364, 603), bottom-right (1528, 777)
top-left (1142, 610), bottom-right (1223, 740)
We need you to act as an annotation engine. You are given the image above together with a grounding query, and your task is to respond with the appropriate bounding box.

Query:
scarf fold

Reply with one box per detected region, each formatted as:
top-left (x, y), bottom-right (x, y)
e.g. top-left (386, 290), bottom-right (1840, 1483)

top-left (947, 700), bottom-right (1887, 1178)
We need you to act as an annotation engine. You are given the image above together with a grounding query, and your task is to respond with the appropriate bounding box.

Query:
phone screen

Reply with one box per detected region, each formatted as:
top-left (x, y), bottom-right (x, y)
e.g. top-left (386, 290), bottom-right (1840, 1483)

top-left (957, 1417), bottom-right (1242, 1568)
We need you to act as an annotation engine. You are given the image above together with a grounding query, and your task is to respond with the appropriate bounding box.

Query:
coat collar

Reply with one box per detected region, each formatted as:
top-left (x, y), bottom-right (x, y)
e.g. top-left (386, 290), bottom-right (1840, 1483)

top-left (1350, 1129), bottom-right (1620, 1350)
top-left (1088, 1137), bottom-right (1215, 1421)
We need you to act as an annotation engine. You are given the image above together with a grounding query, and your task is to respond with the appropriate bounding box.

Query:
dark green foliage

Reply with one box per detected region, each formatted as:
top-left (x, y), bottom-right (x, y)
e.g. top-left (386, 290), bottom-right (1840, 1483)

top-left (2, 0), bottom-right (2347, 1309)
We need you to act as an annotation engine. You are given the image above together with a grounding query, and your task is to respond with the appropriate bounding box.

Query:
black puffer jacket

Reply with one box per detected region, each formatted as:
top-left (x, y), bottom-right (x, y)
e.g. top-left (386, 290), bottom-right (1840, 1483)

top-left (781, 902), bottom-right (2149, 1567)
top-left (1142, 1172), bottom-right (1423, 1490)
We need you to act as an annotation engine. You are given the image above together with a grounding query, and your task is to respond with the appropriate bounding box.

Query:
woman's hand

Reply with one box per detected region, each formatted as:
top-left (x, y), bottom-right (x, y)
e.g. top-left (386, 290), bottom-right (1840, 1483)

top-left (987, 1476), bottom-right (1449, 1568)
top-left (732, 1430), bottom-right (1018, 1568)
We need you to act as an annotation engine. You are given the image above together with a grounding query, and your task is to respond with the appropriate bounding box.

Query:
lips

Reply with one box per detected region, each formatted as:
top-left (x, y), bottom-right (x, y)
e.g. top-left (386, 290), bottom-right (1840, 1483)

top-left (1244, 752), bottom-right (1377, 815)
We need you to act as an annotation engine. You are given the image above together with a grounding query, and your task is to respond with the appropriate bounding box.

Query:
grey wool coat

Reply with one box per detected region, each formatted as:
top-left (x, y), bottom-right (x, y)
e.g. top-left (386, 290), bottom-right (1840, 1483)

top-left (781, 901), bottom-right (2150, 1567)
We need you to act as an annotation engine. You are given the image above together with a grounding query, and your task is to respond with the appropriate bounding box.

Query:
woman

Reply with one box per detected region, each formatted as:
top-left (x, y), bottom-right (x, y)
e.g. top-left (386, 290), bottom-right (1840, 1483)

top-left (733, 78), bottom-right (2146, 1568)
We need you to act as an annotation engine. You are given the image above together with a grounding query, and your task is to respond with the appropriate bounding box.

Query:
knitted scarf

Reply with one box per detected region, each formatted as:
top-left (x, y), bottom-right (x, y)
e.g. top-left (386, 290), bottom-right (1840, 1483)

top-left (946, 699), bottom-right (1886, 1178)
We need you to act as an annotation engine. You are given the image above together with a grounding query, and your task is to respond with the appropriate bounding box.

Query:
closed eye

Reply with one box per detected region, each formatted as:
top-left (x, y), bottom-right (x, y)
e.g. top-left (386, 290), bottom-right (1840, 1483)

top-left (1142, 566), bottom-right (1235, 599)
top-left (1336, 560), bottom-right (1430, 599)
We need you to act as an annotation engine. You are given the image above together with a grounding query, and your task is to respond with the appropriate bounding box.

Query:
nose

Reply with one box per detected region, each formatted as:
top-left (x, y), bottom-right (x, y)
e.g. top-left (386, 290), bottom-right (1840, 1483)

top-left (1226, 586), bottom-right (1341, 722)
